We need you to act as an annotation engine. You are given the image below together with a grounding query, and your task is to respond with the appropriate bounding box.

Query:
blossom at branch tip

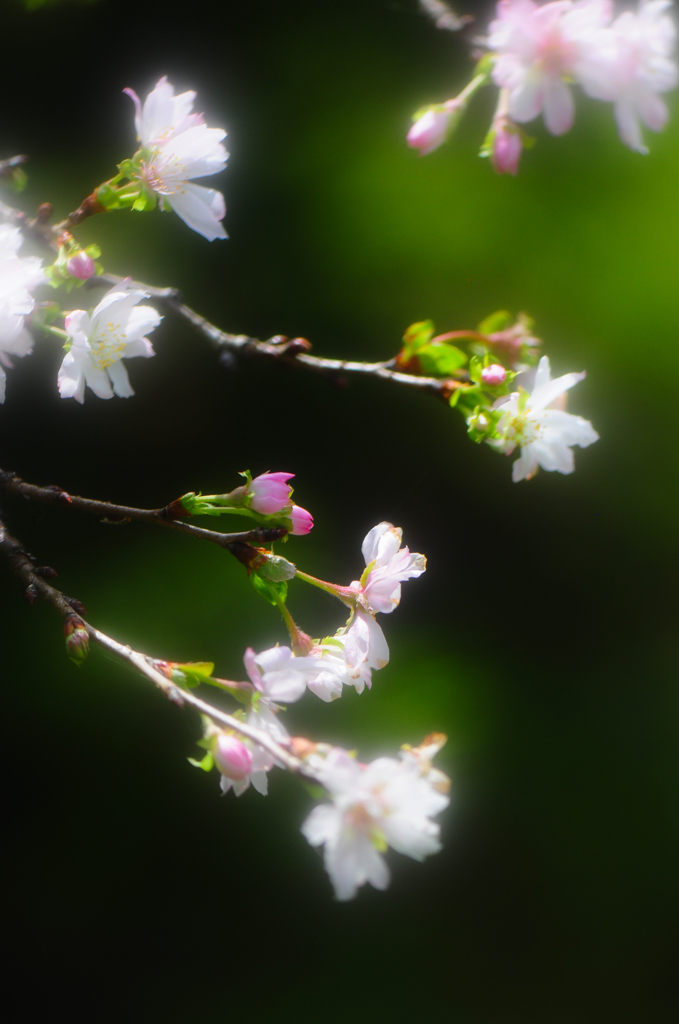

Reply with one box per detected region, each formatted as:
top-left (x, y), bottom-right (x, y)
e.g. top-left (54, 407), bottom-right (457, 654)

top-left (607, 1), bottom-right (678, 153)
top-left (301, 745), bottom-right (449, 900)
top-left (124, 76), bottom-right (228, 241)
top-left (491, 354), bottom-right (599, 481)
top-left (0, 224), bottom-right (44, 404)
top-left (488, 0), bottom-right (617, 134)
top-left (57, 281), bottom-right (162, 403)
top-left (354, 522), bottom-right (426, 615)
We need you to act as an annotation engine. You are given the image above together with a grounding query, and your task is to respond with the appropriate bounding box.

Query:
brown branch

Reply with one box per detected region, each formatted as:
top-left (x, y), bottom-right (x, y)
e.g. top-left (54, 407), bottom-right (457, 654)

top-left (0, 511), bottom-right (302, 772)
top-left (0, 469), bottom-right (288, 551)
top-left (0, 187), bottom-right (464, 400)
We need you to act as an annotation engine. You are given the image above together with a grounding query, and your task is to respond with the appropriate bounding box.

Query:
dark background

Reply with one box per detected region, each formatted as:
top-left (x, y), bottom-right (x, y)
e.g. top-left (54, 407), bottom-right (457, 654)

top-left (1, 0), bottom-right (678, 1019)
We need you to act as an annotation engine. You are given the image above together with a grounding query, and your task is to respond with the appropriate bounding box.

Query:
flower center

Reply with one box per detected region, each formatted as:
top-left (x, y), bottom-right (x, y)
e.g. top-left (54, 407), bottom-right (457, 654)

top-left (90, 322), bottom-right (127, 370)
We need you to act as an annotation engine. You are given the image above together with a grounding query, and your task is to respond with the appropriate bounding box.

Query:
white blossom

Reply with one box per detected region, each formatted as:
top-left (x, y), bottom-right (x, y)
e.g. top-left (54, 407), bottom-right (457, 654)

top-left (301, 746), bottom-right (450, 901)
top-left (294, 609), bottom-right (390, 702)
top-left (492, 355), bottom-right (599, 481)
top-left (489, 0), bottom-right (617, 134)
top-left (355, 522), bottom-right (426, 615)
top-left (221, 646), bottom-right (305, 797)
top-left (607, 0), bottom-right (678, 153)
top-left (0, 224), bottom-right (44, 403)
top-left (57, 282), bottom-right (162, 404)
top-left (125, 76), bottom-right (228, 241)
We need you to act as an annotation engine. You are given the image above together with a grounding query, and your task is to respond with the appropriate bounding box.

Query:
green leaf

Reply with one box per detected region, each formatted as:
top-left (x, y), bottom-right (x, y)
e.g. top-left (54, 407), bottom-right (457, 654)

top-left (478, 310), bottom-right (512, 335)
top-left (402, 320), bottom-right (435, 356)
top-left (188, 752), bottom-right (214, 772)
top-left (257, 554), bottom-right (296, 582)
top-left (251, 573), bottom-right (288, 606)
top-left (468, 355), bottom-right (483, 384)
top-left (416, 343), bottom-right (467, 376)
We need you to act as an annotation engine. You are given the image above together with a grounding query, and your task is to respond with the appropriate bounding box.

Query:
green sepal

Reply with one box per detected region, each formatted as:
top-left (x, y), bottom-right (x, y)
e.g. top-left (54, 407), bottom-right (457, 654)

top-left (359, 560), bottom-right (375, 589)
top-left (188, 752), bottom-right (214, 772)
top-left (172, 662), bottom-right (215, 687)
top-left (251, 573), bottom-right (288, 606)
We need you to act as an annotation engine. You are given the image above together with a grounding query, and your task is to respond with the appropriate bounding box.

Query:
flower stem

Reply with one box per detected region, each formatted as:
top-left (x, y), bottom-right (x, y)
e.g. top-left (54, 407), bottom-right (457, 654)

top-left (295, 570), bottom-right (357, 607)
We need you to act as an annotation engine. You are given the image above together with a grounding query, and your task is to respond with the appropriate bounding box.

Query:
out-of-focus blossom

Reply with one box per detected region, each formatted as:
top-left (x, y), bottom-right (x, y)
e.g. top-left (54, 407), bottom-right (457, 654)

top-left (301, 745), bottom-right (449, 900)
top-left (489, 0), bottom-right (616, 134)
top-left (491, 354), bottom-right (599, 481)
top-left (607, 0), bottom-right (678, 152)
top-left (0, 225), bottom-right (44, 403)
top-left (57, 282), bottom-right (161, 403)
top-left (125, 76), bottom-right (228, 241)
top-left (354, 522), bottom-right (426, 615)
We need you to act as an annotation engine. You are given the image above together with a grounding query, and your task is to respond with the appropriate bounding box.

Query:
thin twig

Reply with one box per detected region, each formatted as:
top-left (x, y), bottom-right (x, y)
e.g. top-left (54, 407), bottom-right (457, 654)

top-left (0, 513), bottom-right (302, 773)
top-left (0, 469), bottom-right (288, 550)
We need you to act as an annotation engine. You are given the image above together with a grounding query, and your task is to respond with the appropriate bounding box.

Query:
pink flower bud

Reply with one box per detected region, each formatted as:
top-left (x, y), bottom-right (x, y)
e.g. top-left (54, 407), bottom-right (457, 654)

top-left (248, 471), bottom-right (294, 514)
top-left (215, 735), bottom-right (252, 781)
top-left (407, 108), bottom-right (451, 156)
top-left (66, 251), bottom-right (96, 280)
top-left (491, 124), bottom-right (522, 176)
top-left (290, 504), bottom-right (314, 535)
top-left (481, 364), bottom-right (507, 385)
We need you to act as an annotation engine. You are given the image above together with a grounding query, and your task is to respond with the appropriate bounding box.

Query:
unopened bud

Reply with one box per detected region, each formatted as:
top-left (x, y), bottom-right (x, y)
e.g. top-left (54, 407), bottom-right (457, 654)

top-left (248, 471), bottom-right (294, 514)
top-left (481, 364), bottom-right (507, 385)
top-left (215, 734), bottom-right (252, 780)
top-left (407, 108), bottom-right (453, 156)
top-left (64, 614), bottom-right (89, 665)
top-left (67, 251), bottom-right (96, 280)
top-left (290, 504), bottom-right (313, 535)
top-left (491, 122), bottom-right (522, 176)
top-left (468, 412), bottom-right (490, 433)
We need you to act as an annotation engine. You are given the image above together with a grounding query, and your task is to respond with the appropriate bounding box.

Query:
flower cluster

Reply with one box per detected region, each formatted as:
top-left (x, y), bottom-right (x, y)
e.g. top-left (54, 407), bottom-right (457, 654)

top-left (0, 225), bottom-right (44, 404)
top-left (180, 517), bottom-right (439, 899)
top-left (408, 0), bottom-right (677, 171)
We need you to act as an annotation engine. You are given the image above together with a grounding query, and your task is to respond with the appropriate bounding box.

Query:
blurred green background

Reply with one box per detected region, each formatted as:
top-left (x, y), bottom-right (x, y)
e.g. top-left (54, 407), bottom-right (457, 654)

top-left (2, 0), bottom-right (678, 1019)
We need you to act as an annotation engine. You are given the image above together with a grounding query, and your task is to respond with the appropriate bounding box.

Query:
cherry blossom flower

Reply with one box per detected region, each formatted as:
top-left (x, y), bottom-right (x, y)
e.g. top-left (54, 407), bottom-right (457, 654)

top-left (125, 76), bottom-right (228, 241)
top-left (491, 354), bottom-right (599, 481)
top-left (301, 746), bottom-right (450, 900)
top-left (0, 225), bottom-right (44, 403)
top-left (355, 522), bottom-right (426, 615)
top-left (214, 734), bottom-right (253, 781)
top-left (66, 251), bottom-right (96, 281)
top-left (57, 282), bottom-right (162, 403)
top-left (488, 0), bottom-right (616, 134)
top-left (294, 609), bottom-right (390, 701)
top-left (607, 0), bottom-right (678, 153)
top-left (482, 363), bottom-right (508, 384)
top-left (289, 505), bottom-right (314, 535)
top-left (219, 645), bottom-right (305, 797)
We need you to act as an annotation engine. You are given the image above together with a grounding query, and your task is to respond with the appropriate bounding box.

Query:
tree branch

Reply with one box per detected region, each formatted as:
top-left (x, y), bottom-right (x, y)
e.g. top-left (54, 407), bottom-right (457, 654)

top-left (0, 512), bottom-right (303, 773)
top-left (0, 469), bottom-right (288, 551)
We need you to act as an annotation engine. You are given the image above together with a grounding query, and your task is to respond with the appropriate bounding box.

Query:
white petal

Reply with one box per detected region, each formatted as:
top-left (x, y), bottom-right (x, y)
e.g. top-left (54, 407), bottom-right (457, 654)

top-left (167, 183), bottom-right (227, 241)
top-left (301, 804), bottom-right (340, 847)
top-left (107, 360), bottom-right (135, 398)
top-left (512, 445), bottom-right (539, 482)
top-left (543, 78), bottom-right (575, 135)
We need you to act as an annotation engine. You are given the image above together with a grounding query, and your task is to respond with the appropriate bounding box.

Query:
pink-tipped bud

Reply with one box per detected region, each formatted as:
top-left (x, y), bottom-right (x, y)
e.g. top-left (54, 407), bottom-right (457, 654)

top-left (491, 123), bottom-right (522, 176)
top-left (481, 364), bottom-right (507, 385)
top-left (407, 108), bottom-right (452, 156)
top-left (66, 251), bottom-right (96, 280)
top-left (215, 735), bottom-right (252, 781)
top-left (290, 504), bottom-right (313, 535)
top-left (248, 471), bottom-right (294, 514)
